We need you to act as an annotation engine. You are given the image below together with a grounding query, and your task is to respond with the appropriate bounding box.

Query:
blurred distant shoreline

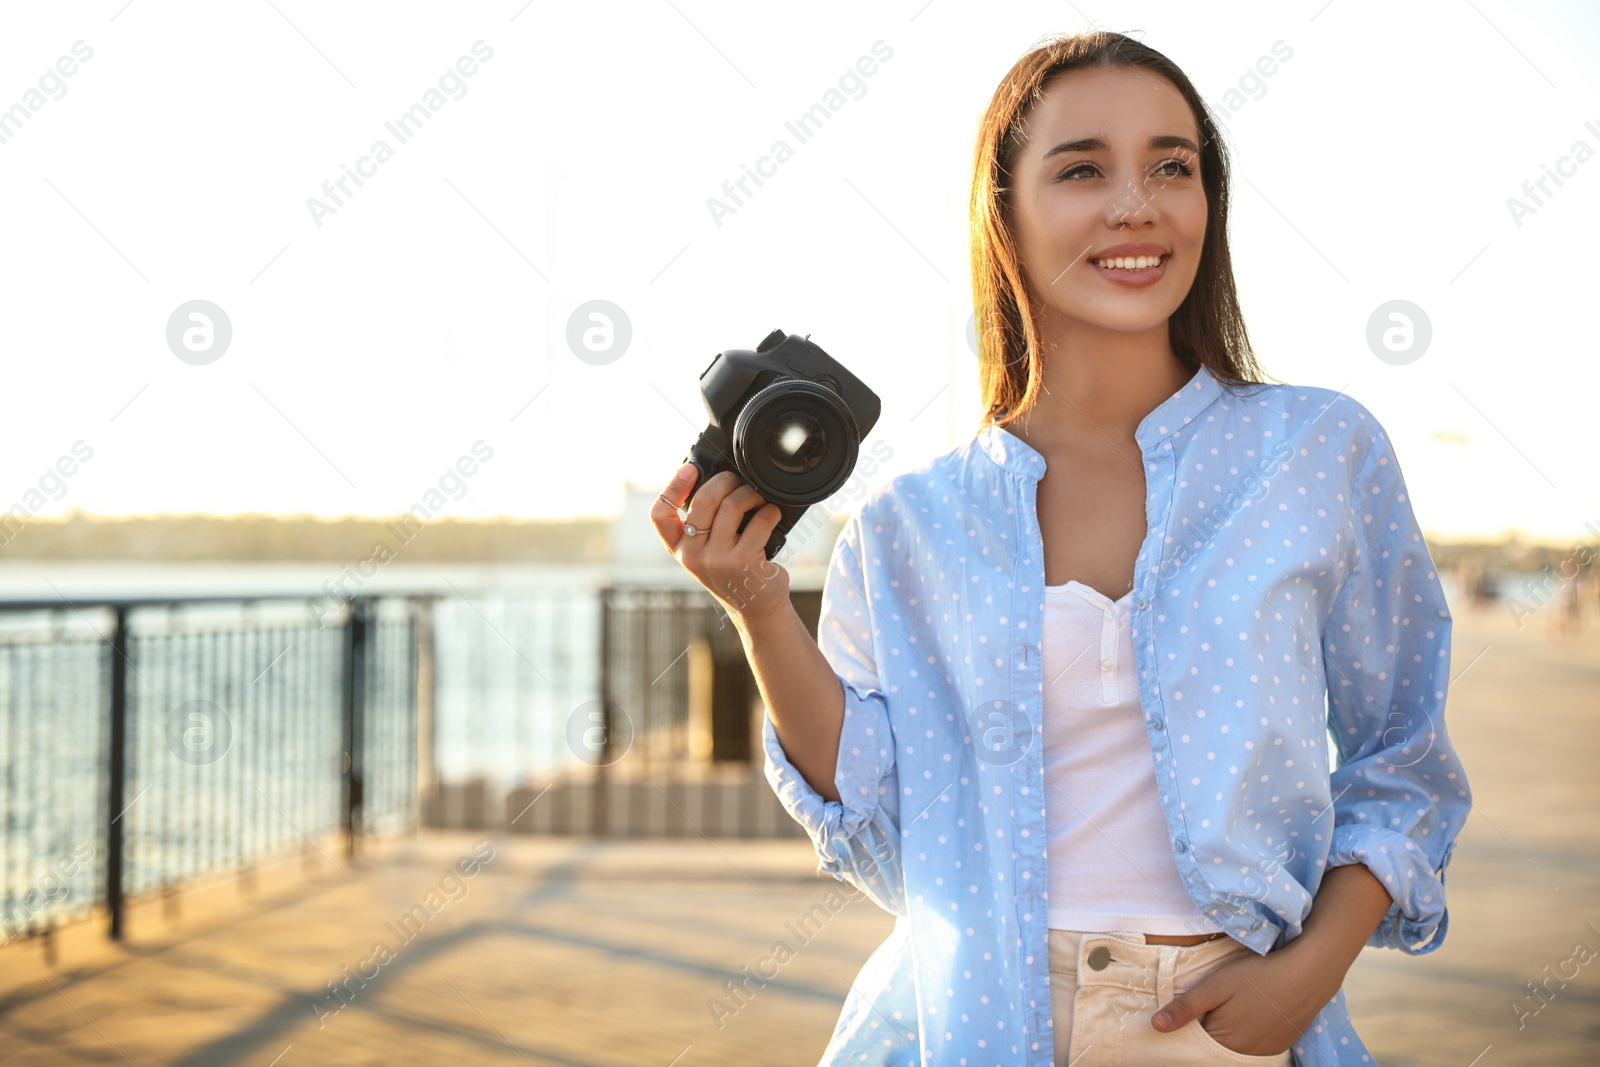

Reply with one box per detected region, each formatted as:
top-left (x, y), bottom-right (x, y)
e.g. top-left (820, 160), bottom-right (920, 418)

top-left (0, 511), bottom-right (1591, 571)
top-left (0, 511), bottom-right (610, 563)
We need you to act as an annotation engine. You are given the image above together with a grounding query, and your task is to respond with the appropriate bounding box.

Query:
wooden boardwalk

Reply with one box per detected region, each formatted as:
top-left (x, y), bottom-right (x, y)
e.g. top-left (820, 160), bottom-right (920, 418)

top-left (0, 593), bottom-right (1596, 1066)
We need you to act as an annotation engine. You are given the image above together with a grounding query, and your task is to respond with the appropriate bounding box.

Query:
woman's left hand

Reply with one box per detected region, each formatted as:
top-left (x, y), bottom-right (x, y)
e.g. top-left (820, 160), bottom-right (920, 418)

top-left (1149, 939), bottom-right (1343, 1056)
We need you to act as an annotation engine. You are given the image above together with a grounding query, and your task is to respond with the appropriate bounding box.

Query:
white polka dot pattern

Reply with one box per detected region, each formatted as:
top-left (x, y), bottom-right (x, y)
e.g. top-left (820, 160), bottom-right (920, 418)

top-left (759, 363), bottom-right (1472, 1066)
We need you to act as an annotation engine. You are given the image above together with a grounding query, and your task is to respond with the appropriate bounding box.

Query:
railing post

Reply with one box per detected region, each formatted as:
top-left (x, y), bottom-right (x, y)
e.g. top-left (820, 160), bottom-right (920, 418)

top-left (106, 606), bottom-right (129, 940)
top-left (593, 588), bottom-right (610, 837)
top-left (342, 598), bottom-right (367, 857)
top-left (415, 597), bottom-right (437, 832)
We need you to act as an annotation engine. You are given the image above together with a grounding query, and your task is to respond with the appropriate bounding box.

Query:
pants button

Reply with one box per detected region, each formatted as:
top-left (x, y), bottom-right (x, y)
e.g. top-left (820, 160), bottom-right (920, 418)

top-left (1087, 946), bottom-right (1112, 970)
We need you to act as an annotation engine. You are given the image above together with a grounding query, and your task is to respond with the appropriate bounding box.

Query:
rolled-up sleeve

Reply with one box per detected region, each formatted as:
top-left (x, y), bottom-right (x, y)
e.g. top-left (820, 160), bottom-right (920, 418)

top-left (1320, 410), bottom-right (1472, 955)
top-left (761, 511), bottom-right (906, 917)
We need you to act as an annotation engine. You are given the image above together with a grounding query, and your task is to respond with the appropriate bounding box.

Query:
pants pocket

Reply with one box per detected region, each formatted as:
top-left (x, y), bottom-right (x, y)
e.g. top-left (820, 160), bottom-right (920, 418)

top-left (1178, 1017), bottom-right (1293, 1064)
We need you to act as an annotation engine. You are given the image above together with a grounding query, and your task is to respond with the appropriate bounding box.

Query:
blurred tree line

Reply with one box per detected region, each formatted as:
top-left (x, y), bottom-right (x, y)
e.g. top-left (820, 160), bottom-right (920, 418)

top-left (0, 510), bottom-right (609, 562)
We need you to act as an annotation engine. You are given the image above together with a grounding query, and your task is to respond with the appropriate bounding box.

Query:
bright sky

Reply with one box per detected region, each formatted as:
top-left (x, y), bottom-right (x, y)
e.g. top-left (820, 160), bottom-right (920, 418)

top-left (1, 0), bottom-right (1596, 543)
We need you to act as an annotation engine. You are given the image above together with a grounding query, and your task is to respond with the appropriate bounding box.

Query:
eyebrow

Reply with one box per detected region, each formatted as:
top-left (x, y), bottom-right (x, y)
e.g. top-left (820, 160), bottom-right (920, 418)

top-left (1041, 134), bottom-right (1199, 159)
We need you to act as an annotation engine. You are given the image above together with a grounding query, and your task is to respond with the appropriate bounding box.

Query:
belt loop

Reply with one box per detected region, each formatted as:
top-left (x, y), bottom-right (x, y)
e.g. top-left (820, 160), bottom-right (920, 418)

top-left (1156, 945), bottom-right (1178, 1005)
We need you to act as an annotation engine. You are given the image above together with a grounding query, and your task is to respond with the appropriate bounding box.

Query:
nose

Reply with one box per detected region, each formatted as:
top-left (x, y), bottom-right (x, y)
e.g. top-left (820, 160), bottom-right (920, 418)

top-left (1106, 174), bottom-right (1159, 227)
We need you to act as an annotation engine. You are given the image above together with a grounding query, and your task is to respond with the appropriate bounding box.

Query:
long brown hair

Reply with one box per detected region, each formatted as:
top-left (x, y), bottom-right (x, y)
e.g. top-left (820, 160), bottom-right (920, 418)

top-left (970, 31), bottom-right (1277, 430)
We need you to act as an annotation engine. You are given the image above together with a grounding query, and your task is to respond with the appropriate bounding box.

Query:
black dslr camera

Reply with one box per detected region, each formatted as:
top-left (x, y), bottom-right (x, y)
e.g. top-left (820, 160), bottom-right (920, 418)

top-left (680, 328), bottom-right (881, 561)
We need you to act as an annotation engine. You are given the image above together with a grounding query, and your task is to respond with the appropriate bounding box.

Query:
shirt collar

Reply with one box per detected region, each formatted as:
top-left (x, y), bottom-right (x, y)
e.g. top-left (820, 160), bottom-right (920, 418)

top-left (975, 362), bottom-right (1224, 479)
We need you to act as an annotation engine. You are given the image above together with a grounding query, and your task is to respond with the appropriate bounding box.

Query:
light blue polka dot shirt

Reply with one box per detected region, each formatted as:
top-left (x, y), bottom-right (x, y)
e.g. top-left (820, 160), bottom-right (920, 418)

top-left (761, 362), bottom-right (1473, 1066)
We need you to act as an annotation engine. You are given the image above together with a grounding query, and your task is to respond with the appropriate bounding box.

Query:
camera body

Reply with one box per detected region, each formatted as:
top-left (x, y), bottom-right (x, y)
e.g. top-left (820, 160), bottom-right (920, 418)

top-left (681, 328), bottom-right (881, 561)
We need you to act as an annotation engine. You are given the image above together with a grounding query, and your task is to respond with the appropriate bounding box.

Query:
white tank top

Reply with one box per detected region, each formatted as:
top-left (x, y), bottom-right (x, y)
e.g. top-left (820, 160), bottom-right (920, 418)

top-left (1041, 579), bottom-right (1224, 935)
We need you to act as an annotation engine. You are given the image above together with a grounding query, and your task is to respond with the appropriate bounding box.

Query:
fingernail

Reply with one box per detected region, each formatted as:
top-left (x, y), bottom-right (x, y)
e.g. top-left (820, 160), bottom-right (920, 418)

top-left (675, 461), bottom-right (696, 482)
top-left (1152, 1011), bottom-right (1171, 1028)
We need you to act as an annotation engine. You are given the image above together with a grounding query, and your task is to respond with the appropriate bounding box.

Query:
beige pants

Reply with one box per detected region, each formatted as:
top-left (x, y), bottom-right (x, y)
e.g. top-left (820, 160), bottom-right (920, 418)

top-left (1048, 929), bottom-right (1294, 1066)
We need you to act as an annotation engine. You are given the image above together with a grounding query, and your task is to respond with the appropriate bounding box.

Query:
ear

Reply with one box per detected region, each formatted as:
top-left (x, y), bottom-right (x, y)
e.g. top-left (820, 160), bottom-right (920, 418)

top-left (1152, 976), bottom-right (1226, 1033)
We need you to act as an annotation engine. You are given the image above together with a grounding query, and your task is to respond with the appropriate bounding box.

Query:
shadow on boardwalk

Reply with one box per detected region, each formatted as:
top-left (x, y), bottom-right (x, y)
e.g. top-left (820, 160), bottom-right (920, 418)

top-left (1, 594), bottom-right (1596, 1066)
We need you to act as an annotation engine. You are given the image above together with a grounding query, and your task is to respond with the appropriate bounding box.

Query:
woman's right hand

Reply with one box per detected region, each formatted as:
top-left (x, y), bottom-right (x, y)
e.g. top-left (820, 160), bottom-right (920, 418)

top-left (650, 461), bottom-right (793, 629)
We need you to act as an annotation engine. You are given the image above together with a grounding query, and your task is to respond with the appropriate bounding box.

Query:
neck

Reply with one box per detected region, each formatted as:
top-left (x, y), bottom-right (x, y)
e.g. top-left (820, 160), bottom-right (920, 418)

top-left (1008, 315), bottom-right (1195, 453)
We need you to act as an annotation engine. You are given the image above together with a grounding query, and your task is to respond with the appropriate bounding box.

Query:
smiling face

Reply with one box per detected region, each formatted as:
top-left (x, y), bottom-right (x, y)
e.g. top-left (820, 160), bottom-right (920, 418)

top-left (1008, 64), bottom-right (1208, 337)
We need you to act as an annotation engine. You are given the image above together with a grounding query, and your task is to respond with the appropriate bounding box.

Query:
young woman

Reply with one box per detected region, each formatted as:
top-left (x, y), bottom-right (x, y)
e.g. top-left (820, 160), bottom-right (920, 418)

top-left (652, 30), bottom-right (1471, 1067)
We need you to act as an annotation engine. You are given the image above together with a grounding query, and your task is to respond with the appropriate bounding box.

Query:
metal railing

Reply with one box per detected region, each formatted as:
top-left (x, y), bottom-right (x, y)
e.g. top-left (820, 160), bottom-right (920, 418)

top-left (597, 586), bottom-right (756, 775)
top-left (0, 594), bottom-right (430, 945)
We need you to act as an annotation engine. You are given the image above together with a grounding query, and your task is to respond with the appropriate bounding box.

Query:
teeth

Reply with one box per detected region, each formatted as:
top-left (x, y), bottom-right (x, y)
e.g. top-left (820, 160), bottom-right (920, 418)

top-left (1095, 255), bottom-right (1163, 270)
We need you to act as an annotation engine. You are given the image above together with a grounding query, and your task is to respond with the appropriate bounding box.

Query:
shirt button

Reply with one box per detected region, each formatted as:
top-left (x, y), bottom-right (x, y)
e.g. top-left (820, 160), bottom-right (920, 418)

top-left (1174, 837), bottom-right (1188, 852)
top-left (1104, 608), bottom-right (1115, 622)
top-left (1137, 597), bottom-right (1148, 609)
top-left (1100, 659), bottom-right (1113, 672)
top-left (1152, 716), bottom-right (1165, 731)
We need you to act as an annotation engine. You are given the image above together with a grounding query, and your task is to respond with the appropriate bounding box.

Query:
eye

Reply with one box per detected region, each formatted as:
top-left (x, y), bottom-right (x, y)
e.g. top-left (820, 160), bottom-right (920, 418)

top-left (1155, 157), bottom-right (1196, 178)
top-left (1055, 162), bottom-right (1099, 182)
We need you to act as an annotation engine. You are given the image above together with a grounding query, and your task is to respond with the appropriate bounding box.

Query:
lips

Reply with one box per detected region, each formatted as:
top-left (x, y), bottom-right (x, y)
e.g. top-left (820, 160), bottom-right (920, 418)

top-left (1090, 242), bottom-right (1170, 263)
top-left (1088, 247), bottom-right (1164, 286)
top-left (1093, 253), bottom-right (1167, 271)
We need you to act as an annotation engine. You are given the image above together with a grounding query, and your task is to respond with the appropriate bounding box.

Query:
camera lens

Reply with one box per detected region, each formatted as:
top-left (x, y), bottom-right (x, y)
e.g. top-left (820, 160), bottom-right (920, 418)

top-left (731, 378), bottom-right (860, 506)
top-left (766, 412), bottom-right (827, 475)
